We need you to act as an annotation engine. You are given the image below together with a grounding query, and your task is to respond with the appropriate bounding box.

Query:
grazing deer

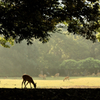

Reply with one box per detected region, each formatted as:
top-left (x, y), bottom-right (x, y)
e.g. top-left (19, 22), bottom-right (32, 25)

top-left (43, 74), bottom-right (47, 79)
top-left (38, 74), bottom-right (47, 79)
top-left (55, 73), bottom-right (59, 77)
top-left (38, 74), bottom-right (44, 78)
top-left (97, 72), bottom-right (100, 76)
top-left (22, 74), bottom-right (36, 88)
top-left (63, 76), bottom-right (69, 81)
top-left (92, 73), bottom-right (95, 76)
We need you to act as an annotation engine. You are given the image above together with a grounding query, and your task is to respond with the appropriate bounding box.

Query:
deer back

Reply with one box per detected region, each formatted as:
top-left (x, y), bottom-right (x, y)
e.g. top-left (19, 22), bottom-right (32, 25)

top-left (22, 74), bottom-right (33, 82)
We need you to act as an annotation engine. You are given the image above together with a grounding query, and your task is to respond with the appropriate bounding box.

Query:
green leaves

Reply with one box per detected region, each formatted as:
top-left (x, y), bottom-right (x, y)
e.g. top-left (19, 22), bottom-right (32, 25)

top-left (0, 0), bottom-right (100, 44)
top-left (60, 59), bottom-right (77, 69)
top-left (0, 36), bottom-right (14, 48)
top-left (60, 57), bottom-right (100, 70)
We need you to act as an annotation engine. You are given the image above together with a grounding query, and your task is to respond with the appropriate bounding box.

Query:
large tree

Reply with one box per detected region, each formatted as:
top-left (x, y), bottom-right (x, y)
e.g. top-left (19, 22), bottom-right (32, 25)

top-left (0, 0), bottom-right (100, 44)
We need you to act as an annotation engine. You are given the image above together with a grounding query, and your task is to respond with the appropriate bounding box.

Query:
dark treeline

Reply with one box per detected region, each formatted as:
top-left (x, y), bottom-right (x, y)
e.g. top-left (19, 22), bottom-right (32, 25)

top-left (0, 27), bottom-right (100, 77)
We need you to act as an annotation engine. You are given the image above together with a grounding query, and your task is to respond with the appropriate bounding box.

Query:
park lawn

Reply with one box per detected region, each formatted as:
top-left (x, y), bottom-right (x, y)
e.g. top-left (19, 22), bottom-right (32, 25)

top-left (0, 77), bottom-right (100, 88)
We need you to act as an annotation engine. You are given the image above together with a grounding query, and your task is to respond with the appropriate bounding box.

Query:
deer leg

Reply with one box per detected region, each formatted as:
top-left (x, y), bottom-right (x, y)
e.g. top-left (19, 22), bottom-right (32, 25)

top-left (22, 80), bottom-right (26, 88)
top-left (21, 81), bottom-right (24, 88)
top-left (24, 81), bottom-right (28, 88)
top-left (30, 83), bottom-right (32, 88)
top-left (23, 81), bottom-right (27, 88)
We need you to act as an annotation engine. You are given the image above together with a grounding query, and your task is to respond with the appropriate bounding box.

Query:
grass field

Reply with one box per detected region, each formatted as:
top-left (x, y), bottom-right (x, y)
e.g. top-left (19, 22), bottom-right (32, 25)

top-left (0, 76), bottom-right (100, 88)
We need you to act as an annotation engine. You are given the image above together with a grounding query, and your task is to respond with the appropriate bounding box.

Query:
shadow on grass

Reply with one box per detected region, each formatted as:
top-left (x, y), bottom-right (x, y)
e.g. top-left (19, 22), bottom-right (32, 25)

top-left (0, 88), bottom-right (100, 100)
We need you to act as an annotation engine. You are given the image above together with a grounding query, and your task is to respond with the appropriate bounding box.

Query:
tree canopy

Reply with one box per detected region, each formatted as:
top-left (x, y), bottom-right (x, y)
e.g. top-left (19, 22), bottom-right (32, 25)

top-left (0, 0), bottom-right (100, 44)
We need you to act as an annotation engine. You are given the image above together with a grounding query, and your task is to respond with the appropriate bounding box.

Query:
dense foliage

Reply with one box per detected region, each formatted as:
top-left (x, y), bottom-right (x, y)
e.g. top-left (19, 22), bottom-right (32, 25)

top-left (60, 58), bottom-right (100, 76)
top-left (0, 0), bottom-right (100, 44)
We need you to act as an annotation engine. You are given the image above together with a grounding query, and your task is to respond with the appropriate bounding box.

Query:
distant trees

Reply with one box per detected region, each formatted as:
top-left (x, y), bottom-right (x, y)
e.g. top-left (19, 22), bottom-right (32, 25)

top-left (59, 57), bottom-right (100, 76)
top-left (59, 59), bottom-right (77, 69)
top-left (0, 0), bottom-right (100, 44)
top-left (0, 33), bottom-right (100, 77)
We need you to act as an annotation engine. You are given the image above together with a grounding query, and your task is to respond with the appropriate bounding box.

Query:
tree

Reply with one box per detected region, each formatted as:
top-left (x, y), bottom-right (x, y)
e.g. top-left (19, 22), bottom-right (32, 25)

top-left (0, 0), bottom-right (100, 44)
top-left (62, 0), bottom-right (100, 42)
top-left (59, 59), bottom-right (77, 69)
top-left (0, 36), bottom-right (14, 48)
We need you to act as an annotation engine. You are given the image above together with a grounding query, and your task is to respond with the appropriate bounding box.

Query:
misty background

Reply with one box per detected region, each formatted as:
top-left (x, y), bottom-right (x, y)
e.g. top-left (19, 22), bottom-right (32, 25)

top-left (0, 26), bottom-right (100, 77)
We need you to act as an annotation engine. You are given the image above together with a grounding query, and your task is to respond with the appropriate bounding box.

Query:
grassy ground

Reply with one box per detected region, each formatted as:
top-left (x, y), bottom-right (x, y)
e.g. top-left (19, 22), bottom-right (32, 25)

top-left (0, 76), bottom-right (100, 88)
top-left (0, 77), bottom-right (100, 100)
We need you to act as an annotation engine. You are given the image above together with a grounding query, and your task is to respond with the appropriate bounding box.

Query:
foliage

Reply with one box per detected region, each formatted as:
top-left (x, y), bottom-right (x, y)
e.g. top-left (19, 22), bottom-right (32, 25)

top-left (96, 32), bottom-right (100, 42)
top-left (0, 0), bottom-right (100, 44)
top-left (0, 36), bottom-right (14, 48)
top-left (0, 0), bottom-right (60, 44)
top-left (78, 57), bottom-right (100, 69)
top-left (59, 59), bottom-right (77, 69)
top-left (0, 32), bottom-right (100, 76)
top-left (60, 57), bottom-right (100, 69)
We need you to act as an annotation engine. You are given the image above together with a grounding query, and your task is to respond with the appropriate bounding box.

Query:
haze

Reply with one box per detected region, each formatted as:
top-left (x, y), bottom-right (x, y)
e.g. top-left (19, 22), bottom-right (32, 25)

top-left (0, 26), bottom-right (100, 78)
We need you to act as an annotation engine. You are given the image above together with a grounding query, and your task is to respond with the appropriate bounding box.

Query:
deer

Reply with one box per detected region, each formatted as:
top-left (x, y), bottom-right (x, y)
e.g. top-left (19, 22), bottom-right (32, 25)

top-left (54, 73), bottom-right (59, 77)
top-left (38, 74), bottom-right (47, 79)
top-left (21, 74), bottom-right (37, 89)
top-left (43, 74), bottom-right (47, 79)
top-left (63, 76), bottom-right (69, 81)
top-left (38, 74), bottom-right (44, 78)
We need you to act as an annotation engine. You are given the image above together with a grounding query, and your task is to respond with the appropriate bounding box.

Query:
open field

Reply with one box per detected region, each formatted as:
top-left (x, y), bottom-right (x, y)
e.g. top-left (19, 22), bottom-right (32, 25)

top-left (0, 77), bottom-right (100, 100)
top-left (0, 77), bottom-right (100, 88)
